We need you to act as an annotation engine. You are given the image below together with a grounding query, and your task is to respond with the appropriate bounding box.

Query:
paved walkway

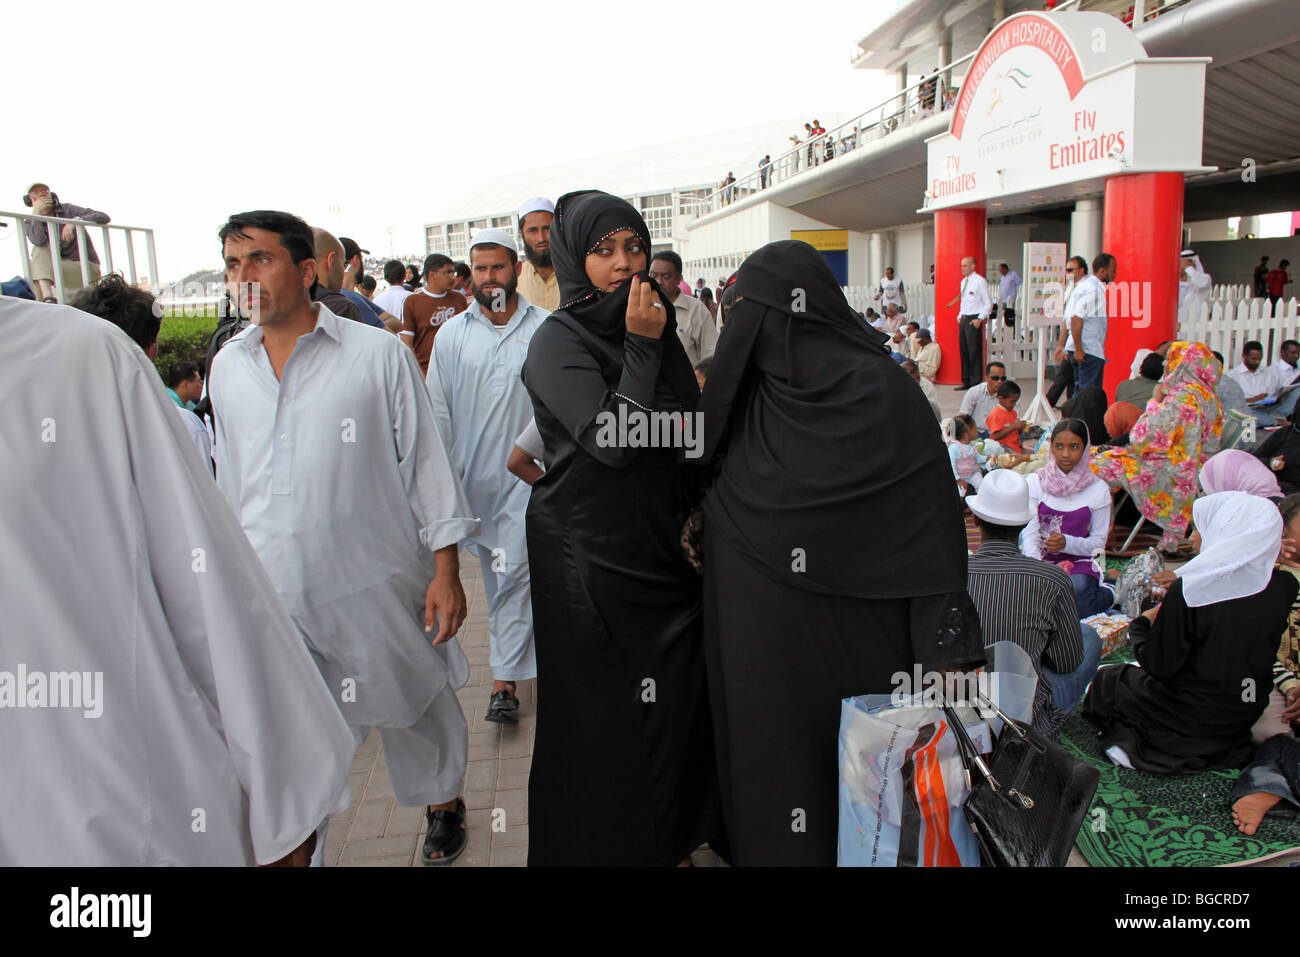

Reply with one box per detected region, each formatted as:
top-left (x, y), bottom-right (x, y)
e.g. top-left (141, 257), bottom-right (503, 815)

top-left (324, 557), bottom-right (533, 867)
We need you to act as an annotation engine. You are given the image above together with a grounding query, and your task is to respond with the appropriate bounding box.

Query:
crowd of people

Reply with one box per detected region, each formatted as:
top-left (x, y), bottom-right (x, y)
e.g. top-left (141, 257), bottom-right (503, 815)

top-left (6, 177), bottom-right (1300, 868)
top-left (924, 259), bottom-right (1300, 836)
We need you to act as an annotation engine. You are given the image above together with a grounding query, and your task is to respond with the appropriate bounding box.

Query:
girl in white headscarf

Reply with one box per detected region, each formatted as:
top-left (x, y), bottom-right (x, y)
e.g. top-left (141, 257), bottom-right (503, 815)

top-left (1082, 492), bottom-right (1297, 773)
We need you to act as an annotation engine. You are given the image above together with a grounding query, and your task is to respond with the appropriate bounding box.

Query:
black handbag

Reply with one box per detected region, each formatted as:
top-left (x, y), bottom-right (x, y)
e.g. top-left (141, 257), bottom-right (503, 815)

top-left (942, 695), bottom-right (1099, 867)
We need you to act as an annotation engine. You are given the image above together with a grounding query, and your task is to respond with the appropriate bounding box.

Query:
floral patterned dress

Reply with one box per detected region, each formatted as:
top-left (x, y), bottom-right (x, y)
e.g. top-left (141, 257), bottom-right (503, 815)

top-left (1092, 341), bottom-right (1223, 541)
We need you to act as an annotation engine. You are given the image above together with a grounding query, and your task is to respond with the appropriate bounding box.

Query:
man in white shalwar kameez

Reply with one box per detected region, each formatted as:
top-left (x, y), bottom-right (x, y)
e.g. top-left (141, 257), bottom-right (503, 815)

top-left (0, 295), bottom-right (355, 866)
top-left (209, 210), bottom-right (481, 865)
top-left (425, 228), bottom-right (548, 723)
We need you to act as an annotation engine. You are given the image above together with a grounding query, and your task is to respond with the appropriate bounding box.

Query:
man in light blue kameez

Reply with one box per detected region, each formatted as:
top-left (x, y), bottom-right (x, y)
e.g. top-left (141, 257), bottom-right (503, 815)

top-left (426, 228), bottom-right (548, 724)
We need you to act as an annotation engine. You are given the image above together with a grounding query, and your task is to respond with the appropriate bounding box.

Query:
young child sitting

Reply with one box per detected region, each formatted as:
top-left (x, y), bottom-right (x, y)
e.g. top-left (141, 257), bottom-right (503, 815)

top-left (948, 413), bottom-right (987, 497)
top-left (985, 380), bottom-right (1031, 465)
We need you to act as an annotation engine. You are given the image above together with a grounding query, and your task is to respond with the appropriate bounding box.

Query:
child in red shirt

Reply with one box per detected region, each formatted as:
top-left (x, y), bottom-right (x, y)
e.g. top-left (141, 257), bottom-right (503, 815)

top-left (986, 380), bottom-right (1026, 454)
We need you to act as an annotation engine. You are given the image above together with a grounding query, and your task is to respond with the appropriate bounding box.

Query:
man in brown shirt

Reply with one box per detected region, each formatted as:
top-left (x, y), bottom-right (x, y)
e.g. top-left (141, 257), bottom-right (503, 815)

top-left (401, 254), bottom-right (467, 373)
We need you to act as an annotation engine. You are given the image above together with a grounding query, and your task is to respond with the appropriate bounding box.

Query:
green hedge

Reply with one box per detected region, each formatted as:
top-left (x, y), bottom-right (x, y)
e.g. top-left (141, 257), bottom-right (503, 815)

top-left (155, 310), bottom-right (218, 381)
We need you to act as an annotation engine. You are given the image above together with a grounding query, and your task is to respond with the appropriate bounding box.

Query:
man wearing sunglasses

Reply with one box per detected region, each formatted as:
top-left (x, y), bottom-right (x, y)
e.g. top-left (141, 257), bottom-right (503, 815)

top-left (1048, 256), bottom-right (1088, 406)
top-left (960, 361), bottom-right (1007, 437)
top-left (1053, 252), bottom-right (1115, 393)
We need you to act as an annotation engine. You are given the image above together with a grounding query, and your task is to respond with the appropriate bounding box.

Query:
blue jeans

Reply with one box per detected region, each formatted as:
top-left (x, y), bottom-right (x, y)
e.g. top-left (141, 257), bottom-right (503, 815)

top-left (1071, 572), bottom-right (1113, 617)
top-left (1071, 352), bottom-right (1106, 391)
top-left (1042, 623), bottom-right (1103, 717)
top-left (890, 351), bottom-right (906, 363)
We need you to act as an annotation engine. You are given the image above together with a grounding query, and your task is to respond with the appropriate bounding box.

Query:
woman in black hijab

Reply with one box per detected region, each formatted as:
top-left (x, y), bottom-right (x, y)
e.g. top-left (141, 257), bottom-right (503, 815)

top-left (1063, 385), bottom-right (1111, 446)
top-left (520, 191), bottom-right (722, 866)
top-left (696, 240), bottom-right (981, 866)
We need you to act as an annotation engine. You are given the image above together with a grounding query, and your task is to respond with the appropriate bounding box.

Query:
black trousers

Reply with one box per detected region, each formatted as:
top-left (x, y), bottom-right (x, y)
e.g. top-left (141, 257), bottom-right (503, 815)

top-left (958, 315), bottom-right (983, 387)
top-left (1046, 354), bottom-right (1075, 407)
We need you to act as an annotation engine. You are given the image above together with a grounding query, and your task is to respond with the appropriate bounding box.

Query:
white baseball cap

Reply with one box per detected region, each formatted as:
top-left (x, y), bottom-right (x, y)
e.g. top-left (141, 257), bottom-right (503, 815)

top-left (966, 468), bottom-right (1034, 526)
top-left (517, 197), bottom-right (555, 220)
top-left (468, 227), bottom-right (518, 254)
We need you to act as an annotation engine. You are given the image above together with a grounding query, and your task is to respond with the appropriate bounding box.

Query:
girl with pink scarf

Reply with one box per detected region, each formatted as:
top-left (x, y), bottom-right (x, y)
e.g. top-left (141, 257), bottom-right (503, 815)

top-left (1024, 419), bottom-right (1115, 616)
top-left (1198, 449), bottom-right (1283, 499)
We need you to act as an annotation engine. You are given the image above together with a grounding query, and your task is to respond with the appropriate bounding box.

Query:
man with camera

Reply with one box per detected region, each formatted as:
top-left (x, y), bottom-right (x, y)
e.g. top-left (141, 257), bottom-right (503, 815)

top-left (22, 182), bottom-right (110, 302)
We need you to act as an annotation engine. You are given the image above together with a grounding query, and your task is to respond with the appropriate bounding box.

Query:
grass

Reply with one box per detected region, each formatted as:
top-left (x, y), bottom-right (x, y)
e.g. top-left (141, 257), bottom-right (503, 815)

top-left (155, 308), bottom-right (221, 380)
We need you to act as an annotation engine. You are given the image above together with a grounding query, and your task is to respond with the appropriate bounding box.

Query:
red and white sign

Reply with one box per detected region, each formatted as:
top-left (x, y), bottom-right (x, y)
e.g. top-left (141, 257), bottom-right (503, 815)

top-left (923, 11), bottom-right (1210, 213)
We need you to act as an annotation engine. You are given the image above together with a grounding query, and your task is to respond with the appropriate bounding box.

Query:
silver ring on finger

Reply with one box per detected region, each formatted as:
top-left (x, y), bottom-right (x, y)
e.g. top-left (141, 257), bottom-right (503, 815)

top-left (651, 302), bottom-right (663, 310)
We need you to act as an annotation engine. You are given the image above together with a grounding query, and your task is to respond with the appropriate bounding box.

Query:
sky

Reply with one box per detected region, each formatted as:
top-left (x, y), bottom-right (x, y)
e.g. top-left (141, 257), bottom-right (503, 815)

top-left (0, 0), bottom-right (901, 287)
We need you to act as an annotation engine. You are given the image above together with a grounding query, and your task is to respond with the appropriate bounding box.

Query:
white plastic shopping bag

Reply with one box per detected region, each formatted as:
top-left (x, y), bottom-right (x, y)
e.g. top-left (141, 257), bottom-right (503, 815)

top-left (837, 642), bottom-right (1038, 867)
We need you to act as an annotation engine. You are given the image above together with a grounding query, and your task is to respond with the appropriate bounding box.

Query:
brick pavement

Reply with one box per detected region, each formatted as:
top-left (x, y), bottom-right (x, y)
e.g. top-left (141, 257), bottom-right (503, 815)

top-left (324, 555), bottom-right (533, 867)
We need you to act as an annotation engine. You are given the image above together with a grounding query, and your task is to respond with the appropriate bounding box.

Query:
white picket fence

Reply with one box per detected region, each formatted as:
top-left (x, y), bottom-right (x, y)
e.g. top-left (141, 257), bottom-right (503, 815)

top-left (843, 284), bottom-right (1300, 378)
top-left (1178, 297), bottom-right (1300, 372)
top-left (843, 284), bottom-right (937, 320)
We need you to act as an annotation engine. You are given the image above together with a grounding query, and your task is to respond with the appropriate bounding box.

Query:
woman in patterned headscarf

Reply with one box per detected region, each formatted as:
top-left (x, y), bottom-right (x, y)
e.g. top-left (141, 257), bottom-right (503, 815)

top-left (1092, 341), bottom-right (1223, 552)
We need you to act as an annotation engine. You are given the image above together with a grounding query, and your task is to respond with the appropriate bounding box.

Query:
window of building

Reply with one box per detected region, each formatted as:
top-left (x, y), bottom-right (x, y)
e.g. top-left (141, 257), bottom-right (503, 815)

top-left (490, 215), bottom-right (516, 243)
top-left (448, 223), bottom-right (467, 259)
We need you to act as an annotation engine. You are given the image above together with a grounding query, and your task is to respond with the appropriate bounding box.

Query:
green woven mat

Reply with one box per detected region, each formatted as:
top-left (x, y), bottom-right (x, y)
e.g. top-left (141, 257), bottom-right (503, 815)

top-left (1060, 649), bottom-right (1300, 866)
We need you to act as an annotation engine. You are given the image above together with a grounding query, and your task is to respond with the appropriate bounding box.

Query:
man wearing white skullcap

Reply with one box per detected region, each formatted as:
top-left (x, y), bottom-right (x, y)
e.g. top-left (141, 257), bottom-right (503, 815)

top-left (425, 227), bottom-right (548, 724)
top-left (515, 197), bottom-right (559, 312)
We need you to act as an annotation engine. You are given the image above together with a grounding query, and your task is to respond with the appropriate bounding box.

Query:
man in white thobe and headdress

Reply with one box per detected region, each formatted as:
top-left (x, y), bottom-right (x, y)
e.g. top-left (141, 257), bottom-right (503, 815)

top-left (0, 295), bottom-right (355, 865)
top-left (1178, 249), bottom-right (1212, 323)
top-left (425, 228), bottom-right (548, 723)
top-left (209, 210), bottom-right (481, 866)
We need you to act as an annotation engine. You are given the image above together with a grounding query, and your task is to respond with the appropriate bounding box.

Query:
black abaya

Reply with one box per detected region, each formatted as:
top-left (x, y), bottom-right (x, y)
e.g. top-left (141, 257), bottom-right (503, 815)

top-left (1083, 574), bottom-right (1297, 774)
top-left (1253, 425), bottom-right (1300, 495)
top-left (1063, 386), bottom-right (1111, 446)
top-left (521, 191), bottom-right (722, 865)
top-left (697, 240), bottom-right (982, 866)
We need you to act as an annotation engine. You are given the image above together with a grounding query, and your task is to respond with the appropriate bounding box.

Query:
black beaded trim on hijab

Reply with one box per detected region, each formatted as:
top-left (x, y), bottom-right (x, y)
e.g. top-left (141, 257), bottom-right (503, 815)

top-left (585, 225), bottom-right (645, 255)
top-left (561, 289), bottom-right (601, 310)
top-left (557, 224), bottom-right (647, 310)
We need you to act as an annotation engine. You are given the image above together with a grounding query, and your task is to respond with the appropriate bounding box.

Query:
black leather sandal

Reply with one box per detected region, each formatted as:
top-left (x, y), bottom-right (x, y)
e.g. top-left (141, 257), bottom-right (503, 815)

top-left (422, 797), bottom-right (467, 865)
top-left (484, 688), bottom-right (519, 723)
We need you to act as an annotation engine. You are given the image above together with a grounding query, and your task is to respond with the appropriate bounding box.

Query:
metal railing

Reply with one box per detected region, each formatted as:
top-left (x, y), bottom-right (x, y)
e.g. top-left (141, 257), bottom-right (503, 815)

top-left (691, 0), bottom-right (1204, 221)
top-left (0, 209), bottom-right (157, 304)
top-left (686, 52), bottom-right (976, 220)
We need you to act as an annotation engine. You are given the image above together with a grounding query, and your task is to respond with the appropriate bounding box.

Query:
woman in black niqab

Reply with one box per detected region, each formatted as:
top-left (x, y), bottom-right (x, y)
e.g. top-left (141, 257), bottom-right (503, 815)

top-left (697, 240), bottom-right (982, 866)
top-left (1063, 385), bottom-right (1112, 446)
top-left (520, 190), bottom-right (723, 866)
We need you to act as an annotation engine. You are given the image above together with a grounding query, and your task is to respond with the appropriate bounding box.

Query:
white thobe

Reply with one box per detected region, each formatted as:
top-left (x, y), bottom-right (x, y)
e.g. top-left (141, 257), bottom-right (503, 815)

top-left (0, 297), bottom-right (354, 865)
top-left (672, 292), bottom-right (718, 366)
top-left (426, 297), bottom-right (546, 680)
top-left (1177, 257), bottom-right (1212, 322)
top-left (210, 304), bottom-right (481, 734)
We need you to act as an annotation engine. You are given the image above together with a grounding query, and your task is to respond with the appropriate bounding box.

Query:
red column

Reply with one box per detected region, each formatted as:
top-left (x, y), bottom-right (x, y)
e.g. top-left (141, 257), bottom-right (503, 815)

top-left (933, 207), bottom-right (986, 385)
top-left (1101, 172), bottom-right (1183, 399)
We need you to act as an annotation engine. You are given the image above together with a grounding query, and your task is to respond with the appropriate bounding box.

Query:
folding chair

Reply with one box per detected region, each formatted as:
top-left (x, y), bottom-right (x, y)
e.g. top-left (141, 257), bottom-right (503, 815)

top-left (1113, 489), bottom-right (1147, 553)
